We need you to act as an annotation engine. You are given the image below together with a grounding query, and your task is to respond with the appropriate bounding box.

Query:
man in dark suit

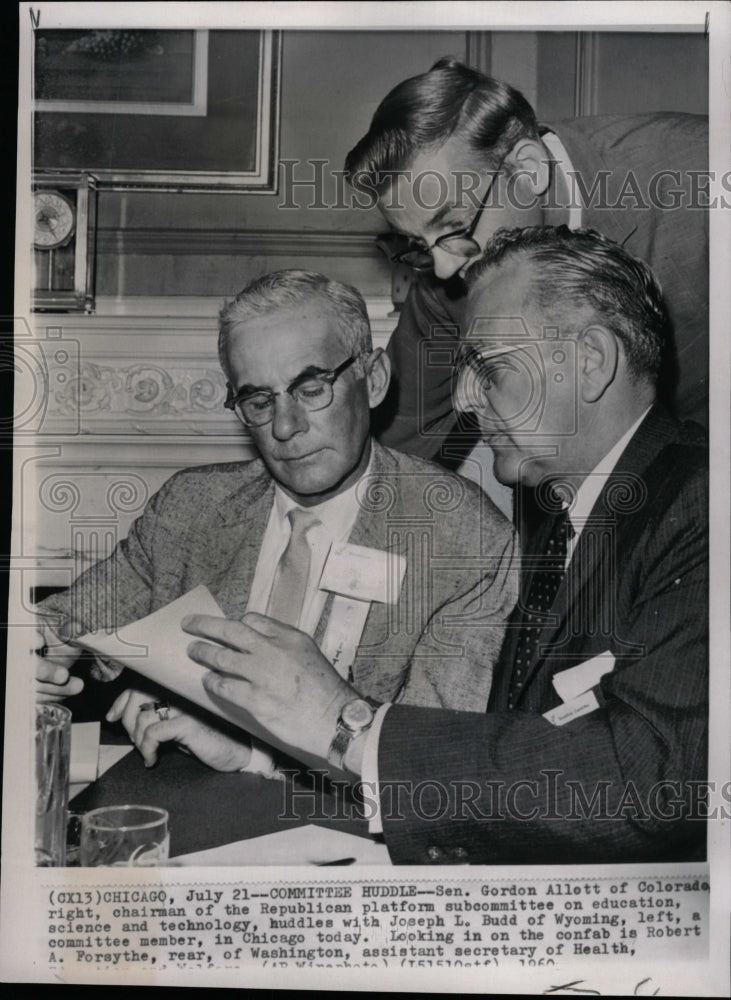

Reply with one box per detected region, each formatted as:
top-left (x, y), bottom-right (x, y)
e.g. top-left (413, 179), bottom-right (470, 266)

top-left (186, 228), bottom-right (708, 864)
top-left (343, 58), bottom-right (708, 468)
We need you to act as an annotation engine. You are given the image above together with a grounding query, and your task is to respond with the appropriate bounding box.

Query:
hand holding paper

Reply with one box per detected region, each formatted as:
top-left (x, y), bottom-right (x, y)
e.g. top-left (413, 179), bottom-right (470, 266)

top-left (73, 585), bottom-right (359, 768)
top-left (34, 621), bottom-right (84, 702)
top-left (184, 611), bottom-right (358, 765)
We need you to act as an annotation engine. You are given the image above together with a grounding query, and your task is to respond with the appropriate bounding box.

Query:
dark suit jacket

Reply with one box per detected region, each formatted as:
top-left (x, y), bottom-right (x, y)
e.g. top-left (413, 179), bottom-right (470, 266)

top-left (376, 113), bottom-right (708, 460)
top-left (377, 407), bottom-right (708, 863)
top-left (39, 441), bottom-right (518, 710)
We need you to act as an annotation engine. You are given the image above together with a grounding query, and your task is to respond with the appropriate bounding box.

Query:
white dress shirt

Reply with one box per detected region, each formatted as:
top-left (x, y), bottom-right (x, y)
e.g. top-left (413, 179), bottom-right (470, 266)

top-left (542, 130), bottom-right (583, 230)
top-left (244, 452), bottom-right (373, 775)
top-left (564, 407), bottom-right (651, 567)
top-left (247, 457), bottom-right (372, 633)
top-left (362, 408), bottom-right (652, 831)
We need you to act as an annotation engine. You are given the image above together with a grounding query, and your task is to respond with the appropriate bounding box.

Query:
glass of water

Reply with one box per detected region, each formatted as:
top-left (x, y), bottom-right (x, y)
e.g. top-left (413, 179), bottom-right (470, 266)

top-left (80, 805), bottom-right (169, 866)
top-left (35, 703), bottom-right (71, 866)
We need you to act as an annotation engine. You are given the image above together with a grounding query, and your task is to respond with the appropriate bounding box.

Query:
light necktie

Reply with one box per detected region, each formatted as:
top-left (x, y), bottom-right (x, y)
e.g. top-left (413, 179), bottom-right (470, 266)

top-left (266, 507), bottom-right (321, 628)
top-left (509, 508), bottom-right (574, 708)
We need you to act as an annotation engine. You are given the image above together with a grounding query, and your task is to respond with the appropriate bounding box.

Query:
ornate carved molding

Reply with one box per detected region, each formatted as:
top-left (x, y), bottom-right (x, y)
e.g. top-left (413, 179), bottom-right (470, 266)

top-left (97, 228), bottom-right (382, 257)
top-left (42, 357), bottom-right (237, 436)
top-left (26, 301), bottom-right (396, 437)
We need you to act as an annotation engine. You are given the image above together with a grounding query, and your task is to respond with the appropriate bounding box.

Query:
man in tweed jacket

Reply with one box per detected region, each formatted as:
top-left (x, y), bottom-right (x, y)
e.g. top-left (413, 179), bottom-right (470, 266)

top-left (187, 231), bottom-right (707, 863)
top-left (36, 270), bottom-right (518, 770)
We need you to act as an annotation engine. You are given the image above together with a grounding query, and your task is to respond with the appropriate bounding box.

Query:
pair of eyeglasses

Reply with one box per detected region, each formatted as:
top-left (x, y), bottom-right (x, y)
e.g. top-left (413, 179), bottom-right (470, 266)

top-left (391, 163), bottom-right (504, 272)
top-left (224, 354), bottom-right (361, 428)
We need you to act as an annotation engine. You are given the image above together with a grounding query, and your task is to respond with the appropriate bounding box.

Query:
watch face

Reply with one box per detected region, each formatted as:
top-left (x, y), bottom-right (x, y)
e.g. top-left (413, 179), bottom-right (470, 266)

top-left (34, 190), bottom-right (76, 249)
top-left (341, 699), bottom-right (374, 731)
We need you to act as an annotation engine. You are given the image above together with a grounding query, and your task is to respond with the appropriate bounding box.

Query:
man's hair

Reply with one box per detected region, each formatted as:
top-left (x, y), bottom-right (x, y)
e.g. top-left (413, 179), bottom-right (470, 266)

top-left (218, 269), bottom-right (373, 377)
top-left (465, 226), bottom-right (670, 383)
top-left (344, 57), bottom-right (540, 191)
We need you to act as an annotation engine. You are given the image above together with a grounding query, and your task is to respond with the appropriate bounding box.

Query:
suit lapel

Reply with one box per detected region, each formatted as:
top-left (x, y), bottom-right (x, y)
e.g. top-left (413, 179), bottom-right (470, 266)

top-left (509, 405), bottom-right (681, 705)
top-left (205, 467), bottom-right (275, 619)
top-left (336, 442), bottom-right (408, 690)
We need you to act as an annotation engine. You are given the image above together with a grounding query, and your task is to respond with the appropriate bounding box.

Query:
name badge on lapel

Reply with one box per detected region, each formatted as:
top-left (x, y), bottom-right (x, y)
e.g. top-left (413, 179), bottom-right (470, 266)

top-left (319, 542), bottom-right (406, 605)
top-left (318, 543), bottom-right (407, 680)
top-left (551, 651), bottom-right (615, 703)
top-left (544, 651), bottom-right (615, 727)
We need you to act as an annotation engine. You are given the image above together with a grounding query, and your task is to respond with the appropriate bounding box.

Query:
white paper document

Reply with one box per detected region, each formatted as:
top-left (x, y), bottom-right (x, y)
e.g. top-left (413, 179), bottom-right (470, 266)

top-left (72, 586), bottom-right (326, 763)
top-left (73, 585), bottom-right (242, 723)
top-left (171, 824), bottom-right (391, 867)
top-left (69, 721), bottom-right (100, 783)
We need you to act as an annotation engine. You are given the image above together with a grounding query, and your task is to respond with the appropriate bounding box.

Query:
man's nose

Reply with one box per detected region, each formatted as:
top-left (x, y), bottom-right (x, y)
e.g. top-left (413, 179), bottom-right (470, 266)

top-left (430, 245), bottom-right (465, 281)
top-left (270, 394), bottom-right (308, 440)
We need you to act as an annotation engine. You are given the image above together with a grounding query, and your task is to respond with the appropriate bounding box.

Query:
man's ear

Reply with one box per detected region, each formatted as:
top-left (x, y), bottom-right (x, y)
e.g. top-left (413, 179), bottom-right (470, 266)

top-left (365, 348), bottom-right (391, 408)
top-left (577, 325), bottom-right (619, 402)
top-left (504, 138), bottom-right (552, 198)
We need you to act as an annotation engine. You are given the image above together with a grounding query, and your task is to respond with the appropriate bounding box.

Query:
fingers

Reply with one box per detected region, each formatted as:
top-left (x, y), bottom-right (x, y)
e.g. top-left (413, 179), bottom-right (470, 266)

top-left (91, 656), bottom-right (124, 682)
top-left (135, 713), bottom-right (253, 772)
top-left (108, 689), bottom-right (135, 731)
top-left (202, 669), bottom-right (251, 704)
top-left (135, 717), bottom-right (185, 768)
top-left (181, 614), bottom-right (254, 648)
top-left (186, 639), bottom-right (250, 675)
top-left (33, 634), bottom-right (79, 668)
top-left (181, 612), bottom-right (291, 647)
top-left (34, 623), bottom-right (82, 703)
top-left (105, 687), bottom-right (139, 724)
top-left (36, 675), bottom-right (84, 701)
top-left (106, 690), bottom-right (183, 762)
top-left (36, 660), bottom-right (69, 686)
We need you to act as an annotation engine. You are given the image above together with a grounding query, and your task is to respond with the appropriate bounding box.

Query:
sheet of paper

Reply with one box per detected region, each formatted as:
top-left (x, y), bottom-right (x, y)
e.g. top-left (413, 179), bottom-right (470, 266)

top-left (69, 743), bottom-right (132, 802)
top-left (170, 823), bottom-right (391, 867)
top-left (69, 721), bottom-right (99, 783)
top-left (72, 586), bottom-right (330, 766)
top-left (73, 585), bottom-right (249, 729)
top-left (551, 650), bottom-right (615, 702)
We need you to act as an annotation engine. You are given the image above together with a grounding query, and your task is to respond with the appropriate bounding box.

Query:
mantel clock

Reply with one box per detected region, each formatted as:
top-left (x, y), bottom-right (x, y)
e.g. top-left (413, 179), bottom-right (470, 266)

top-left (32, 172), bottom-right (97, 313)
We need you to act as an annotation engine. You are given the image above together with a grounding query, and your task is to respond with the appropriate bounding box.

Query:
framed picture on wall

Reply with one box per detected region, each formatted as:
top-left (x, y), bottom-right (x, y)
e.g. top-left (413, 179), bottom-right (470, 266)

top-left (33, 28), bottom-right (281, 191)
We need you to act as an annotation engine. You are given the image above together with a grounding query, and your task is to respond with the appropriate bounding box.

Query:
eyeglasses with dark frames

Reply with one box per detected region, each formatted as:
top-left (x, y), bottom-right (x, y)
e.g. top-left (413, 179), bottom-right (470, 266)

top-left (391, 164), bottom-right (504, 272)
top-left (224, 353), bottom-right (363, 427)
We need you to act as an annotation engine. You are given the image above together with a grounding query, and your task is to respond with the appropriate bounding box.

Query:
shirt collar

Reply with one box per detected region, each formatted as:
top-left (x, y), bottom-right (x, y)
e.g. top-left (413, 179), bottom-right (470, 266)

top-left (272, 447), bottom-right (374, 543)
top-left (541, 130), bottom-right (582, 230)
top-left (567, 407), bottom-right (652, 532)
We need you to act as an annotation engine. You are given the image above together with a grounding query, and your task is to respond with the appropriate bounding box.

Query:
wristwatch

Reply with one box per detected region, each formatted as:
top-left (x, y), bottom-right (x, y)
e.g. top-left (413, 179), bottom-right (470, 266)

top-left (326, 699), bottom-right (375, 771)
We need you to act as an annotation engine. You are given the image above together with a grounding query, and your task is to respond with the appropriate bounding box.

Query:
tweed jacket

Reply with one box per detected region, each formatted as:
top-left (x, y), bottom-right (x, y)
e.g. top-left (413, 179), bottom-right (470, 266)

top-left (39, 441), bottom-right (519, 710)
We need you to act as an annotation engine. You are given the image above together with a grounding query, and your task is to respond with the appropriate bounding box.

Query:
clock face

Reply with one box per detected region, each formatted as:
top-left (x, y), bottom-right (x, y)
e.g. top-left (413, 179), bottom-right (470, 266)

top-left (34, 190), bottom-right (76, 249)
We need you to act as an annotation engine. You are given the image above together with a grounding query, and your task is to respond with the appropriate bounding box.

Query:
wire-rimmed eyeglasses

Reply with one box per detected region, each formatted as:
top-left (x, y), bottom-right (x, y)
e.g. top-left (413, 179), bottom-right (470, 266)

top-left (391, 164), bottom-right (504, 272)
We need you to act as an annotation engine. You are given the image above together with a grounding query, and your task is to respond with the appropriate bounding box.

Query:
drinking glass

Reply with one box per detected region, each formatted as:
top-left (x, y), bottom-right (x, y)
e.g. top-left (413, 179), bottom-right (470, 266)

top-left (80, 805), bottom-right (169, 866)
top-left (35, 703), bottom-right (71, 866)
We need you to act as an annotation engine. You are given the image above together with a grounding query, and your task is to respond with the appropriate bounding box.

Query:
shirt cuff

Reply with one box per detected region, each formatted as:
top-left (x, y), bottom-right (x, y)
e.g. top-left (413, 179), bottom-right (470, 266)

top-left (362, 703), bottom-right (390, 834)
top-left (240, 738), bottom-right (282, 780)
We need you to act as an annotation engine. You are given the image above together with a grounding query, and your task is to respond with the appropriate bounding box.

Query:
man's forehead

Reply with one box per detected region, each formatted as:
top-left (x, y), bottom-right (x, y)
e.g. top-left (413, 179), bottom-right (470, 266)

top-left (380, 141), bottom-right (491, 211)
top-left (227, 305), bottom-right (343, 374)
top-left (464, 259), bottom-right (542, 349)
